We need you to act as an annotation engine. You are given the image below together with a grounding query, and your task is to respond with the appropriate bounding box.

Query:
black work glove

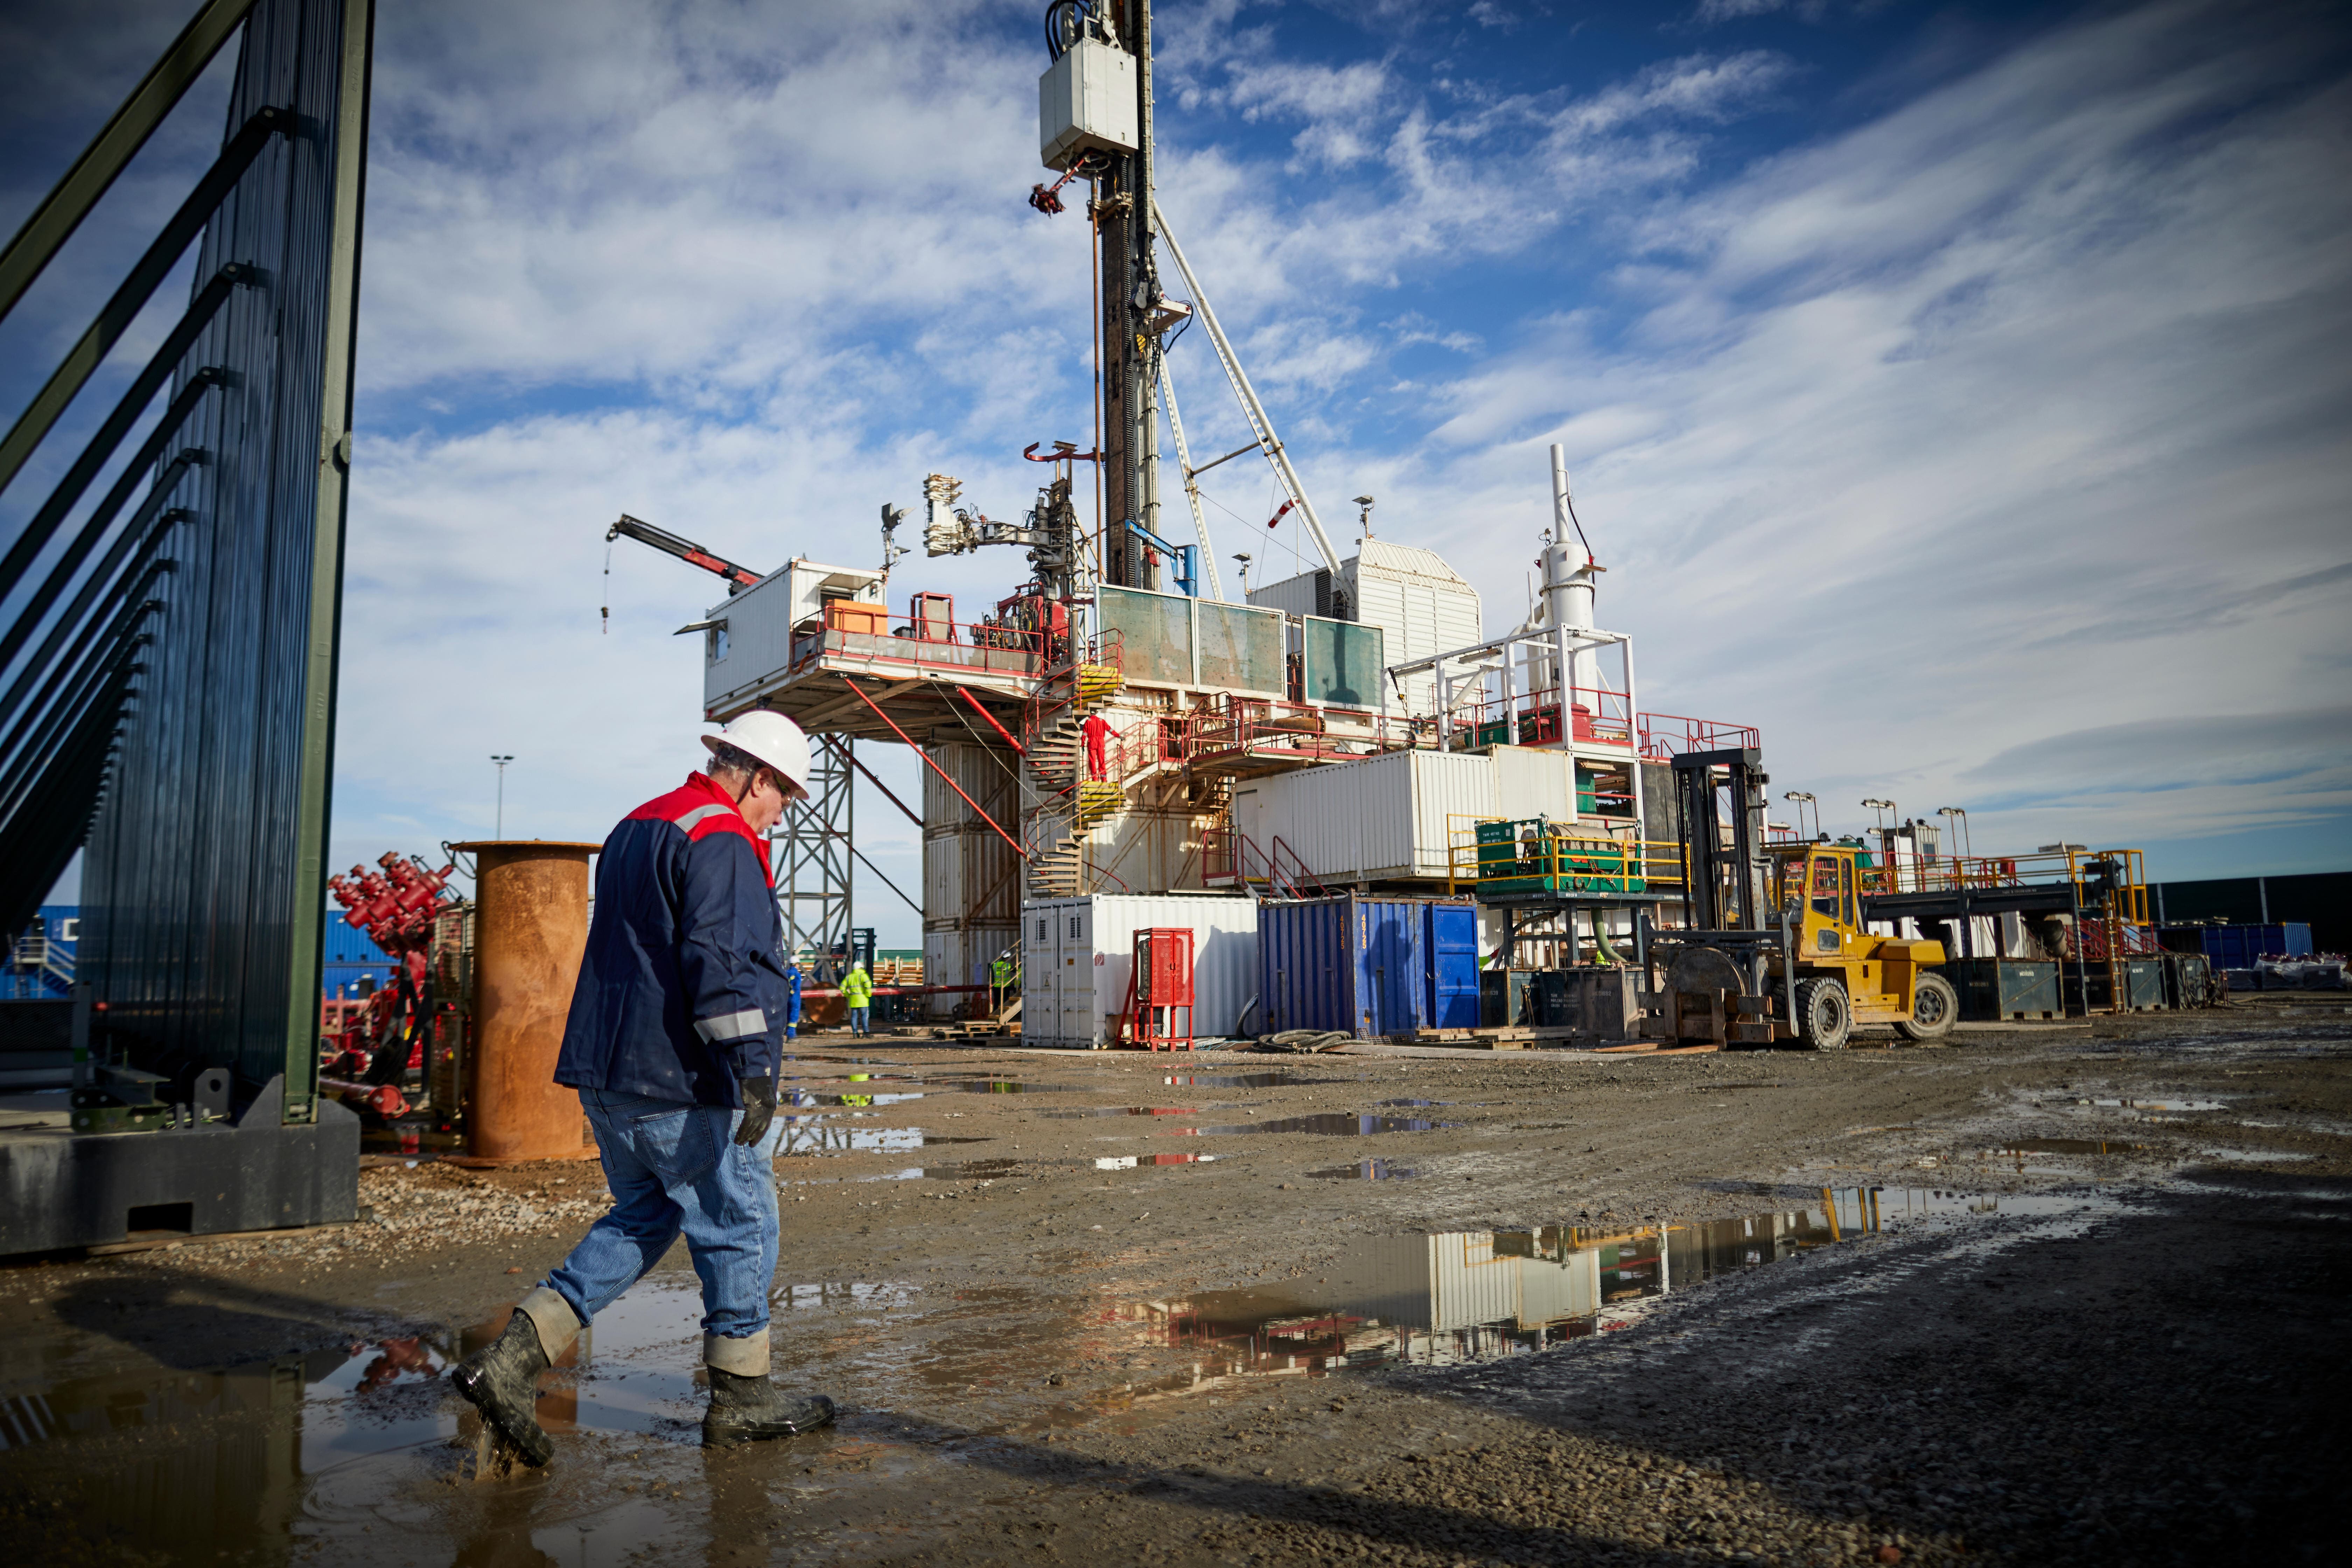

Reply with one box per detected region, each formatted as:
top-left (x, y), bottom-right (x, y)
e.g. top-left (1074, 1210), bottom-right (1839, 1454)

top-left (734, 1076), bottom-right (776, 1146)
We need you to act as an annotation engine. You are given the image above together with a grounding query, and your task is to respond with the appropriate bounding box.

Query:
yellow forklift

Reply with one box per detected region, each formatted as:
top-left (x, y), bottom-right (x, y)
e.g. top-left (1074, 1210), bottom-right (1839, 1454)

top-left (1639, 749), bottom-right (1956, 1049)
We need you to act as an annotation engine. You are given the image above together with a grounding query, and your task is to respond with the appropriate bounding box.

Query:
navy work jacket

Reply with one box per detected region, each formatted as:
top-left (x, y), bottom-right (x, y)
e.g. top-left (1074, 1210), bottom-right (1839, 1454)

top-left (554, 772), bottom-right (789, 1108)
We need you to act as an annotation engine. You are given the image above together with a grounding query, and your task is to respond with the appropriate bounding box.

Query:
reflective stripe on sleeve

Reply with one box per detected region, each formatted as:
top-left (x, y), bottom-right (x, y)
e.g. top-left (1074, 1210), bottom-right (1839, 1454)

top-left (672, 803), bottom-right (733, 832)
top-left (694, 1008), bottom-right (767, 1042)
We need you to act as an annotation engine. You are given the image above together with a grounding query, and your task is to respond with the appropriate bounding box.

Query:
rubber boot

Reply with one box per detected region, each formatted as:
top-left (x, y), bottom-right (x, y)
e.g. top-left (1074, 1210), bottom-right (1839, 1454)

top-left (703, 1367), bottom-right (836, 1448)
top-left (452, 1299), bottom-right (558, 1466)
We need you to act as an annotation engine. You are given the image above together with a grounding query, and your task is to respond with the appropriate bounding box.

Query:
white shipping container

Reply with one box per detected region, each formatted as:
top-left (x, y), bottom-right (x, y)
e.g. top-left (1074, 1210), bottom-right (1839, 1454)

top-left (1516, 1248), bottom-right (1601, 1327)
top-left (1492, 744), bottom-right (1574, 822)
top-left (1239, 749), bottom-right (1495, 883)
top-left (1428, 1233), bottom-right (1525, 1333)
top-left (1020, 893), bottom-right (1259, 1048)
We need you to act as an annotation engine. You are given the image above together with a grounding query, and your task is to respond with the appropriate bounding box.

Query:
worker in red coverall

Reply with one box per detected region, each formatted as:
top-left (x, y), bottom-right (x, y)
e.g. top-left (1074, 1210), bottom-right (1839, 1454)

top-left (1080, 711), bottom-right (1113, 780)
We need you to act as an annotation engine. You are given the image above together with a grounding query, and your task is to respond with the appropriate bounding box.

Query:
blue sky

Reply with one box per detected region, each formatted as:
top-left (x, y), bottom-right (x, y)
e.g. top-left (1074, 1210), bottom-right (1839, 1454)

top-left (3, 0), bottom-right (2348, 947)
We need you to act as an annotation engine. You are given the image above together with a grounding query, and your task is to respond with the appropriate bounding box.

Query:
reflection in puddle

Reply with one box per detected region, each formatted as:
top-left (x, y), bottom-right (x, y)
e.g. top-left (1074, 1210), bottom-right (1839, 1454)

top-left (1041, 1105), bottom-right (1205, 1119)
top-left (1166, 1113), bottom-right (1454, 1137)
top-left (1988, 1139), bottom-right (2150, 1156)
top-left (856, 1159), bottom-right (1029, 1181)
top-left (772, 1120), bottom-right (989, 1155)
top-left (938, 1078), bottom-right (1084, 1094)
top-left (1093, 1153), bottom-right (1219, 1169)
top-left (784, 1089), bottom-right (926, 1106)
top-left (1308, 1160), bottom-right (1420, 1181)
top-left (1157, 1072), bottom-right (1337, 1089)
top-left (1114, 1186), bottom-right (2115, 1391)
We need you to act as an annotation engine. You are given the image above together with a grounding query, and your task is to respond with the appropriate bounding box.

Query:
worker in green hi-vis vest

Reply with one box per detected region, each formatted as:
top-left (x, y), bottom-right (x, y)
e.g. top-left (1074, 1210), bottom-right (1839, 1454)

top-left (990, 953), bottom-right (1015, 1018)
top-left (839, 961), bottom-right (873, 1036)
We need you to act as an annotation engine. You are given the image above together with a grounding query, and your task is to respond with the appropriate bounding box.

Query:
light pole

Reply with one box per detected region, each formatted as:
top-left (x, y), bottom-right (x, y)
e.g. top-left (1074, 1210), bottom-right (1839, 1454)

top-left (1860, 798), bottom-right (1895, 834)
top-left (1232, 552), bottom-right (1252, 596)
top-left (1784, 791), bottom-right (1817, 840)
top-left (1937, 806), bottom-right (1970, 859)
top-left (491, 755), bottom-right (514, 837)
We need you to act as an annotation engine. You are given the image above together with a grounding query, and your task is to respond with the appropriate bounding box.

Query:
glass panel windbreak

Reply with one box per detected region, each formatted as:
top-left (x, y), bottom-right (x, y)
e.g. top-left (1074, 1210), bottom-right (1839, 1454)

top-left (80, 0), bottom-right (364, 1109)
top-left (1194, 600), bottom-right (1284, 696)
top-left (1098, 586), bottom-right (1194, 687)
top-left (1303, 617), bottom-right (1385, 709)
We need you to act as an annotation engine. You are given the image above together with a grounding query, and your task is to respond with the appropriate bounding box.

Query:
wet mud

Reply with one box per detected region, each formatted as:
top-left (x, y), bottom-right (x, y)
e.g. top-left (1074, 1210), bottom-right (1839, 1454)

top-left (1, 999), bottom-right (2345, 1564)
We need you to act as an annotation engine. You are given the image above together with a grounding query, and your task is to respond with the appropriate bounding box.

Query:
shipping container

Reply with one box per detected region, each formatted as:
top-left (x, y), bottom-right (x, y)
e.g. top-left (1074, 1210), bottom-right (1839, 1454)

top-left (1019, 894), bottom-right (1258, 1048)
top-left (1232, 749), bottom-right (1496, 883)
top-left (1937, 959), bottom-right (2060, 1021)
top-left (1259, 895), bottom-right (1473, 1037)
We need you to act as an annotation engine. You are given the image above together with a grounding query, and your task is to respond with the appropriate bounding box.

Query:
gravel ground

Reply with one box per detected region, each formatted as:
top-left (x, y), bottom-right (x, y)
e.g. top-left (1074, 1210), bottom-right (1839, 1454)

top-left (0, 995), bottom-right (2343, 1565)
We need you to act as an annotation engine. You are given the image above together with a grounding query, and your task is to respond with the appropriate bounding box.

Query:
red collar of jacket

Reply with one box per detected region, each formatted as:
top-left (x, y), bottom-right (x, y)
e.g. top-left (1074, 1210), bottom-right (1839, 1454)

top-left (632, 772), bottom-right (775, 889)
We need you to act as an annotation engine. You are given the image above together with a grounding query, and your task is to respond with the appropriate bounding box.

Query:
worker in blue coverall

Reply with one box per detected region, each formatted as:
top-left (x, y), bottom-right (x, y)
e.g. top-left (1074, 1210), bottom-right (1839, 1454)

top-left (454, 712), bottom-right (833, 1463)
top-left (784, 958), bottom-right (803, 1041)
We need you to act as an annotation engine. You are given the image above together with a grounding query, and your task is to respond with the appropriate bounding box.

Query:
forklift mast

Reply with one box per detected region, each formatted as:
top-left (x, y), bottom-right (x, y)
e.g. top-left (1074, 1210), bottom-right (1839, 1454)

top-left (1671, 747), bottom-right (1767, 932)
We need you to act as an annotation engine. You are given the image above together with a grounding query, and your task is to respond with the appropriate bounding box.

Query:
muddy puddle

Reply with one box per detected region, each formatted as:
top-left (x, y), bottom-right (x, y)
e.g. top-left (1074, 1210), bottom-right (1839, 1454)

top-left (1164, 1113), bottom-right (1455, 1138)
top-left (1987, 1138), bottom-right (2151, 1156)
top-left (1308, 1159), bottom-right (1421, 1181)
top-left (1156, 1071), bottom-right (1345, 1090)
top-left (0, 1181), bottom-right (2121, 1562)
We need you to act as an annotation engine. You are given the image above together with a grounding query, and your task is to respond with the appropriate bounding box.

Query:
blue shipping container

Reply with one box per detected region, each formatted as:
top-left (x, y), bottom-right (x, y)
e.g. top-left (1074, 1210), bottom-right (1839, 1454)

top-left (1260, 896), bottom-right (1472, 1038)
top-left (1425, 903), bottom-right (1481, 1028)
top-left (322, 916), bottom-right (395, 997)
top-left (2169, 924), bottom-right (2313, 969)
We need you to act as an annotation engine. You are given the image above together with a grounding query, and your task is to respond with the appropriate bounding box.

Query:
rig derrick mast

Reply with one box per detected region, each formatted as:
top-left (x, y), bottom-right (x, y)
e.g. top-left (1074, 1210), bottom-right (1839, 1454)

top-left (1038, 0), bottom-right (1167, 594)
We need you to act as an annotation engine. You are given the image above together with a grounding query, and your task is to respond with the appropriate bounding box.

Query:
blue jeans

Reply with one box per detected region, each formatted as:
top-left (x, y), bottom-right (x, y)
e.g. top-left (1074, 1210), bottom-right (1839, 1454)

top-left (848, 1006), bottom-right (870, 1035)
top-left (544, 1087), bottom-right (779, 1341)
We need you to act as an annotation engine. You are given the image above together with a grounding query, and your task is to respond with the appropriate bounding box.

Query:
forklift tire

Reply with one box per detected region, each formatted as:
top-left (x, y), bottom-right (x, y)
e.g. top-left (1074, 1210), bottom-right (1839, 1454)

top-left (1792, 978), bottom-right (1851, 1051)
top-left (1896, 973), bottom-right (1959, 1043)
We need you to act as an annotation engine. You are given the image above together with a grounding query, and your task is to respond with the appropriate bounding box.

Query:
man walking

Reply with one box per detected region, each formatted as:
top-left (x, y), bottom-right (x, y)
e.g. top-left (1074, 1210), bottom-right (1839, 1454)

top-left (784, 955), bottom-right (803, 1042)
top-left (840, 960), bottom-right (873, 1036)
top-left (454, 712), bottom-right (833, 1463)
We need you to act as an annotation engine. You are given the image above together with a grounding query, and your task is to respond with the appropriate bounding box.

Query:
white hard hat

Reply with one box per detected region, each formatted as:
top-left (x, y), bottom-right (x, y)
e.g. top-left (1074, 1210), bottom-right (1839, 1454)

top-left (701, 710), bottom-right (812, 796)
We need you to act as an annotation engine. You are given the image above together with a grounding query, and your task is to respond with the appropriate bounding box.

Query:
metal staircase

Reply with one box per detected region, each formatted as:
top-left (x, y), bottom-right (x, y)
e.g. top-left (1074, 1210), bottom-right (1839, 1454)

top-left (1023, 663), bottom-right (1126, 898)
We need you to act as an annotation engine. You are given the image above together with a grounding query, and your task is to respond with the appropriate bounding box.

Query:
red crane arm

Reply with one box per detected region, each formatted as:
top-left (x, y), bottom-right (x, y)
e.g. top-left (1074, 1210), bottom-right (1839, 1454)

top-left (606, 513), bottom-right (763, 587)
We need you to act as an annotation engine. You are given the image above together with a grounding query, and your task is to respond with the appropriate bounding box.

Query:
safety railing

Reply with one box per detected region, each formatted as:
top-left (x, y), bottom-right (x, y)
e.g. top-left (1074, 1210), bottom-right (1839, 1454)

top-left (1017, 632), bottom-right (1127, 759)
top-left (1436, 684), bottom-right (1638, 750)
top-left (1201, 828), bottom-right (1330, 898)
top-left (1847, 846), bottom-right (2149, 920)
top-left (790, 602), bottom-right (1054, 679)
top-left (1183, 697), bottom-right (1400, 771)
top-left (1636, 712), bottom-right (1763, 760)
top-left (1444, 817), bottom-right (1684, 897)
